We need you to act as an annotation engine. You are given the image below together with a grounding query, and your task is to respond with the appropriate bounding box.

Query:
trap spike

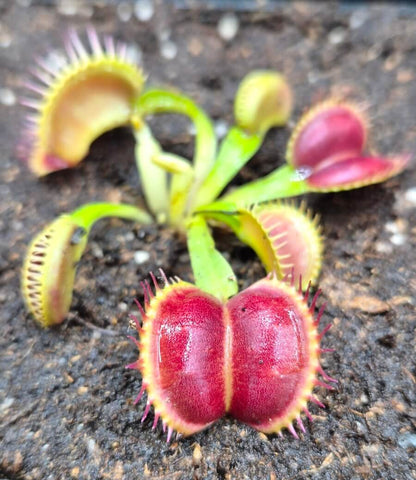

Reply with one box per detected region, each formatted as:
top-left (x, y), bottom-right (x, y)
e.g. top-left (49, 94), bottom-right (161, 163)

top-left (141, 281), bottom-right (151, 306)
top-left (133, 385), bottom-right (146, 405)
top-left (126, 335), bottom-right (140, 347)
top-left (319, 323), bottom-right (332, 340)
top-left (320, 347), bottom-right (335, 354)
top-left (288, 423), bottom-right (299, 439)
top-left (166, 427), bottom-right (174, 443)
top-left (68, 28), bottom-right (88, 60)
top-left (315, 303), bottom-right (326, 326)
top-left (318, 366), bottom-right (338, 383)
top-left (149, 271), bottom-right (160, 292)
top-left (152, 413), bottom-right (160, 430)
top-left (133, 298), bottom-right (145, 317)
top-left (297, 417), bottom-right (306, 434)
top-left (304, 281), bottom-right (311, 302)
top-left (303, 407), bottom-right (313, 422)
top-left (125, 360), bottom-right (139, 370)
top-left (86, 25), bottom-right (103, 56)
top-left (144, 280), bottom-right (154, 298)
top-left (314, 379), bottom-right (335, 390)
top-left (309, 289), bottom-right (322, 313)
top-left (298, 275), bottom-right (303, 294)
top-left (308, 395), bottom-right (326, 409)
top-left (104, 35), bottom-right (116, 56)
top-left (141, 402), bottom-right (151, 423)
top-left (158, 268), bottom-right (168, 285)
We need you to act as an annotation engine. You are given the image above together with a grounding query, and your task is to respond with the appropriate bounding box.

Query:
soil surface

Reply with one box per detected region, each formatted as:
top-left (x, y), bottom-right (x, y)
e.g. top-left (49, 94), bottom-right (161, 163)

top-left (1, 2), bottom-right (416, 479)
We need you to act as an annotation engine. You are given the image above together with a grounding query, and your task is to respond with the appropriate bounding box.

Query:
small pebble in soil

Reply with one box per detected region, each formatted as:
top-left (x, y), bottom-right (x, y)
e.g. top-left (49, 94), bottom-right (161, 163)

top-left (0, 25), bottom-right (12, 48)
top-left (134, 250), bottom-right (150, 264)
top-left (57, 0), bottom-right (78, 16)
top-left (159, 29), bottom-right (171, 43)
top-left (0, 88), bottom-right (16, 106)
top-left (0, 397), bottom-right (14, 411)
top-left (349, 8), bottom-right (370, 30)
top-left (390, 232), bottom-right (407, 246)
top-left (117, 2), bottom-right (133, 22)
top-left (160, 39), bottom-right (178, 60)
top-left (385, 219), bottom-right (408, 234)
top-left (126, 44), bottom-right (143, 65)
top-left (215, 119), bottom-right (229, 139)
top-left (134, 0), bottom-right (154, 22)
top-left (398, 432), bottom-right (416, 449)
top-left (187, 123), bottom-right (196, 136)
top-left (118, 302), bottom-right (128, 312)
top-left (124, 231), bottom-right (135, 242)
top-left (375, 241), bottom-right (393, 254)
top-left (308, 71), bottom-right (320, 84)
top-left (404, 187), bottom-right (416, 205)
top-left (217, 13), bottom-right (239, 42)
top-left (91, 243), bottom-right (104, 258)
top-left (78, 5), bottom-right (93, 18)
top-left (328, 26), bottom-right (347, 45)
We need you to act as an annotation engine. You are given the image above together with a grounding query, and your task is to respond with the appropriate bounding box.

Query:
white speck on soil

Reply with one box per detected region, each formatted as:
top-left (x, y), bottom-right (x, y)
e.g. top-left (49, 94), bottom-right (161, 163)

top-left (215, 119), bottom-right (229, 139)
top-left (134, 250), bottom-right (150, 264)
top-left (390, 233), bottom-right (407, 246)
top-left (91, 243), bottom-right (104, 258)
top-left (398, 433), bottom-right (416, 449)
top-left (118, 302), bottom-right (128, 312)
top-left (126, 44), bottom-right (143, 65)
top-left (125, 231), bottom-right (135, 242)
top-left (0, 397), bottom-right (14, 411)
top-left (349, 9), bottom-right (370, 30)
top-left (134, 0), bottom-right (154, 22)
top-left (117, 2), bottom-right (133, 22)
top-left (217, 13), bottom-right (239, 42)
top-left (385, 219), bottom-right (408, 234)
top-left (308, 71), bottom-right (320, 84)
top-left (404, 187), bottom-right (416, 205)
top-left (158, 29), bottom-right (171, 43)
top-left (374, 241), bottom-right (393, 254)
top-left (0, 25), bottom-right (12, 48)
top-left (0, 88), bottom-right (16, 106)
top-left (328, 26), bottom-right (347, 45)
top-left (57, 0), bottom-right (78, 16)
top-left (160, 39), bottom-right (177, 60)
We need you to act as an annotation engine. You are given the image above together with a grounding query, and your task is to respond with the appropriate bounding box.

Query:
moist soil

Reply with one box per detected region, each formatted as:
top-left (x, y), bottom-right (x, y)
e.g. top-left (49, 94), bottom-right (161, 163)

top-left (1, 2), bottom-right (416, 479)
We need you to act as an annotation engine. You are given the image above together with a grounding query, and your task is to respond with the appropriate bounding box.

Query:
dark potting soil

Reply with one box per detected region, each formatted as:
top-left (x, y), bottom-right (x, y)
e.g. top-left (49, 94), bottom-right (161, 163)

top-left (1, 2), bottom-right (415, 479)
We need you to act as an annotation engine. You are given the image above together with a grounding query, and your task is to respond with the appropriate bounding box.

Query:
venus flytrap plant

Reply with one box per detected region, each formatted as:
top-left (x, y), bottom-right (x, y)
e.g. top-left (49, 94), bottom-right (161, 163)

top-left (132, 88), bottom-right (217, 227)
top-left (22, 203), bottom-right (151, 327)
top-left (19, 27), bottom-right (411, 441)
top-left (194, 70), bottom-right (293, 209)
top-left (19, 27), bottom-right (145, 176)
top-left (196, 201), bottom-right (323, 290)
top-left (217, 99), bottom-right (411, 206)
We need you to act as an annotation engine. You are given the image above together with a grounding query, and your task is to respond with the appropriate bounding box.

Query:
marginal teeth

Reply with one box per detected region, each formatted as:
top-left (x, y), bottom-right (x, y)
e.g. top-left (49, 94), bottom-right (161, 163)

top-left (68, 28), bottom-right (89, 60)
top-left (296, 417), bottom-right (306, 434)
top-left (86, 26), bottom-right (103, 56)
top-left (166, 427), bottom-right (174, 443)
top-left (117, 42), bottom-right (127, 60)
top-left (19, 98), bottom-right (41, 110)
top-left (287, 423), bottom-right (299, 439)
top-left (104, 35), bottom-right (116, 56)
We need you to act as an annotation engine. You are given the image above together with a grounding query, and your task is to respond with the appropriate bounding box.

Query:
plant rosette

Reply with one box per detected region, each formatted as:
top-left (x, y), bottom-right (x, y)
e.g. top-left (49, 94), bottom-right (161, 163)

top-left (19, 27), bottom-right (410, 440)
